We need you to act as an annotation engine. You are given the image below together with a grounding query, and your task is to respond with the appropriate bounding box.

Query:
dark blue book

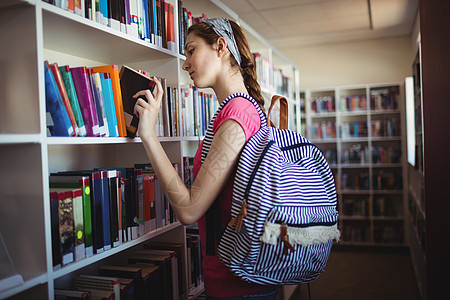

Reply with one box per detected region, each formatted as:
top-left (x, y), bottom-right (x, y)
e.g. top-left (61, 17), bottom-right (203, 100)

top-left (44, 61), bottom-right (74, 137)
top-left (100, 171), bottom-right (112, 250)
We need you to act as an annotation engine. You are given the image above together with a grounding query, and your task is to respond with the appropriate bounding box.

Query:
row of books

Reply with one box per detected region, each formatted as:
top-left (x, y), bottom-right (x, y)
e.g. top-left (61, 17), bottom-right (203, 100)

top-left (45, 61), bottom-right (217, 139)
top-left (310, 121), bottom-right (336, 139)
top-left (252, 53), bottom-right (293, 97)
top-left (310, 96), bottom-right (336, 114)
top-left (371, 118), bottom-right (401, 137)
top-left (342, 223), bottom-right (370, 243)
top-left (179, 85), bottom-right (218, 137)
top-left (49, 164), bottom-right (178, 269)
top-left (342, 198), bottom-right (369, 217)
top-left (46, 0), bottom-right (177, 52)
top-left (322, 148), bottom-right (337, 165)
top-left (54, 241), bottom-right (183, 300)
top-left (341, 144), bottom-right (370, 165)
top-left (185, 231), bottom-right (203, 290)
top-left (341, 172), bottom-right (370, 190)
top-left (373, 224), bottom-right (403, 244)
top-left (370, 89), bottom-right (399, 111)
top-left (340, 121), bottom-right (368, 139)
top-left (339, 94), bottom-right (367, 112)
top-left (373, 170), bottom-right (403, 190)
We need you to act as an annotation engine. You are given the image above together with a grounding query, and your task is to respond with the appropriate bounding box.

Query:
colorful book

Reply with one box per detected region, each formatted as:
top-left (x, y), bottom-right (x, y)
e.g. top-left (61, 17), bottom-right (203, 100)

top-left (119, 65), bottom-right (156, 138)
top-left (49, 63), bottom-right (80, 136)
top-left (59, 65), bottom-right (87, 137)
top-left (44, 61), bottom-right (74, 137)
top-left (92, 65), bottom-right (126, 137)
top-left (49, 176), bottom-right (94, 258)
top-left (71, 66), bottom-right (100, 137)
top-left (125, 168), bottom-right (139, 239)
top-left (53, 189), bottom-right (74, 266)
top-left (51, 188), bottom-right (86, 262)
top-left (99, 72), bottom-right (119, 137)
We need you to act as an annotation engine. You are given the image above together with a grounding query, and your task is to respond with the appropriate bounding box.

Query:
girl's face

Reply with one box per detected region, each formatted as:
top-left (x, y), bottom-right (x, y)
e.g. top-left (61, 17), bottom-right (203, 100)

top-left (182, 33), bottom-right (221, 89)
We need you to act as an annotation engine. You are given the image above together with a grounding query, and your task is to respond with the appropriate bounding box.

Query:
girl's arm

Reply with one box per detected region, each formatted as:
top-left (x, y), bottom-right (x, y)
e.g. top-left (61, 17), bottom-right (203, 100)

top-left (133, 79), bottom-right (246, 225)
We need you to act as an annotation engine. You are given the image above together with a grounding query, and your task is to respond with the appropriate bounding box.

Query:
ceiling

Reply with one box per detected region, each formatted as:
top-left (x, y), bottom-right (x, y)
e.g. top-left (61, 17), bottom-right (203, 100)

top-left (220, 0), bottom-right (419, 48)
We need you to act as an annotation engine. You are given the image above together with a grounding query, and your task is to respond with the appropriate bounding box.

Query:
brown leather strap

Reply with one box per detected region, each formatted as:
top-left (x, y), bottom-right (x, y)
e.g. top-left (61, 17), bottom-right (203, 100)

top-left (267, 95), bottom-right (288, 129)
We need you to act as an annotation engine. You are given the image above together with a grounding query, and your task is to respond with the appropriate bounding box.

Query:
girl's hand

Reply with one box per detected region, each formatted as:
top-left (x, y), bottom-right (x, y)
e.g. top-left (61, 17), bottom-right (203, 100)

top-left (133, 76), bottom-right (164, 141)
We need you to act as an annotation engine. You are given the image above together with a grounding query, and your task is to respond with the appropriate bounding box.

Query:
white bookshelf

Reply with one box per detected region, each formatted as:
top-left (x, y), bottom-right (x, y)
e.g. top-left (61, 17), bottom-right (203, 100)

top-left (0, 0), bottom-right (300, 299)
top-left (302, 83), bottom-right (408, 247)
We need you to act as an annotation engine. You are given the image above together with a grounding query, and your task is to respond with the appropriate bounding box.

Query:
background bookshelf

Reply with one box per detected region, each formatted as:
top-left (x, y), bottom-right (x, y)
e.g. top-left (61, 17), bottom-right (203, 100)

top-left (302, 83), bottom-right (407, 247)
top-left (0, 0), bottom-right (299, 299)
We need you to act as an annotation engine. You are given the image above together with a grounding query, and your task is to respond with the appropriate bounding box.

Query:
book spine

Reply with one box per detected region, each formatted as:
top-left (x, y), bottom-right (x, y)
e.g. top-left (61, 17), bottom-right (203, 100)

top-left (49, 63), bottom-right (79, 136)
top-left (71, 66), bottom-right (100, 136)
top-left (92, 172), bottom-right (104, 253)
top-left (80, 177), bottom-right (94, 257)
top-left (58, 191), bottom-right (75, 265)
top-left (50, 192), bottom-right (62, 269)
top-left (45, 62), bottom-right (74, 137)
top-left (88, 68), bottom-right (108, 136)
top-left (92, 65), bottom-right (126, 137)
top-left (100, 170), bottom-right (112, 250)
top-left (72, 189), bottom-right (86, 261)
top-left (100, 73), bottom-right (119, 137)
top-left (108, 170), bottom-right (120, 248)
top-left (59, 65), bottom-right (87, 136)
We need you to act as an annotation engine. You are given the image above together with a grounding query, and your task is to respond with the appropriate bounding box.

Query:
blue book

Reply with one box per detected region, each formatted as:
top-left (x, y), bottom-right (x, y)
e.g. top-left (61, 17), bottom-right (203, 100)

top-left (44, 61), bottom-right (74, 137)
top-left (100, 73), bottom-right (119, 137)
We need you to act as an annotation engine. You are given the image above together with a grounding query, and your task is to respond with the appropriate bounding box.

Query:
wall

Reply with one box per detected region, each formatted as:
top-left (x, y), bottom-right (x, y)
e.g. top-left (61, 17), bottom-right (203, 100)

top-left (281, 36), bottom-right (416, 89)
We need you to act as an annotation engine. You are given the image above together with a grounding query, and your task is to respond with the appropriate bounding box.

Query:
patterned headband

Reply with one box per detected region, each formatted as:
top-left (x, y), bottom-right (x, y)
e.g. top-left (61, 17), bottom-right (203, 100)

top-left (203, 18), bottom-right (242, 66)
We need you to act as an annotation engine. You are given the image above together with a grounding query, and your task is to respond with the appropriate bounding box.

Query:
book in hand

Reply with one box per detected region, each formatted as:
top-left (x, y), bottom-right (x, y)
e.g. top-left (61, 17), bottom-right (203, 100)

top-left (119, 65), bottom-right (156, 138)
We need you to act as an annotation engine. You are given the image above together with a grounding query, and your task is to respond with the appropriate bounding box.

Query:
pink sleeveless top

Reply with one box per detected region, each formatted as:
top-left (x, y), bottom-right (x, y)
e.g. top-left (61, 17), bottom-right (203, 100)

top-left (192, 97), bottom-right (268, 297)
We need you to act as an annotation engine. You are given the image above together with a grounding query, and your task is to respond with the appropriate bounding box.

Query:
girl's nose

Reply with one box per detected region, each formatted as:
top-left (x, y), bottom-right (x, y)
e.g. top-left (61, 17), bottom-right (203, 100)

top-left (182, 60), bottom-right (189, 71)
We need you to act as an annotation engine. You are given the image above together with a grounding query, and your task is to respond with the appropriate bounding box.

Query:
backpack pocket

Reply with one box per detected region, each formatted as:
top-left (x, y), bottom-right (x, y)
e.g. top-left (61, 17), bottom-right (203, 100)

top-left (253, 205), bottom-right (340, 283)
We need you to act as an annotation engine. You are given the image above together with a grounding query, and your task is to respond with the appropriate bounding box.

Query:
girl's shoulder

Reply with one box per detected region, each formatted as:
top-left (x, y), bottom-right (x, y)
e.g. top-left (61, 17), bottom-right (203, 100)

top-left (213, 96), bottom-right (261, 139)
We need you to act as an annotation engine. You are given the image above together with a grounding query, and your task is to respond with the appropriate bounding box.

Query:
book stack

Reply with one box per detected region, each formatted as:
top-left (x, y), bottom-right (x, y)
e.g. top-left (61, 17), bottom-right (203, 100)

top-left (48, 164), bottom-right (179, 270)
top-left (370, 89), bottom-right (399, 111)
top-left (46, 0), bottom-right (176, 51)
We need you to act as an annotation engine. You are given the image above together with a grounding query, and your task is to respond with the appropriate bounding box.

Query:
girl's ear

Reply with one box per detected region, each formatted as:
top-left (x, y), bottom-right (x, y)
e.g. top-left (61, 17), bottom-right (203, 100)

top-left (216, 37), bottom-right (229, 59)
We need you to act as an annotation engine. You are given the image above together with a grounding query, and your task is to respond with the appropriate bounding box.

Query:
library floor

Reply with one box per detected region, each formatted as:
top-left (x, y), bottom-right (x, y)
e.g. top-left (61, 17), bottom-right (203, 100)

top-left (290, 246), bottom-right (421, 300)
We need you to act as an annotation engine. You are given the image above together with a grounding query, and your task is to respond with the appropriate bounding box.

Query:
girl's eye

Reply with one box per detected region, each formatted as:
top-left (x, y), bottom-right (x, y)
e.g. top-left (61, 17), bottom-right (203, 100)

top-left (188, 48), bottom-right (194, 55)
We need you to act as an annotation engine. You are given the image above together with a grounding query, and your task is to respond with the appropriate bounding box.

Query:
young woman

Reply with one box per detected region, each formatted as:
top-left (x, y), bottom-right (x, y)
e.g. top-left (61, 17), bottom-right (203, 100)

top-left (133, 18), bottom-right (278, 299)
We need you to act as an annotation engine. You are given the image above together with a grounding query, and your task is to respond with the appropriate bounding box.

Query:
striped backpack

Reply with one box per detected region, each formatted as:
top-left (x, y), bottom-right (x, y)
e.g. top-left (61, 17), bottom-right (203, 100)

top-left (202, 93), bottom-right (340, 285)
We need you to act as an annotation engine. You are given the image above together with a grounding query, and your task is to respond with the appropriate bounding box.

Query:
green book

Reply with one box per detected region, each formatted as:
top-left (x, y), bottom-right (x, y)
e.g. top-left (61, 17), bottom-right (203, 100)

top-left (49, 176), bottom-right (93, 257)
top-left (59, 65), bottom-right (87, 137)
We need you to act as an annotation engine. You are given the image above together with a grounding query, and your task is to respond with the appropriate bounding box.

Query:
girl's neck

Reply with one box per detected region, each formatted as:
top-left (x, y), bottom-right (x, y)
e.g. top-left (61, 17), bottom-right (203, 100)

top-left (213, 70), bottom-right (248, 104)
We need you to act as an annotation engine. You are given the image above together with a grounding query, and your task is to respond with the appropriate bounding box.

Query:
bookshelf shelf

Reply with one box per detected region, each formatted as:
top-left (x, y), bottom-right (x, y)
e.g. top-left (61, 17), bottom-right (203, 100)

top-left (0, 0), bottom-right (299, 299)
top-left (303, 83), bottom-right (407, 247)
top-left (51, 222), bottom-right (182, 280)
